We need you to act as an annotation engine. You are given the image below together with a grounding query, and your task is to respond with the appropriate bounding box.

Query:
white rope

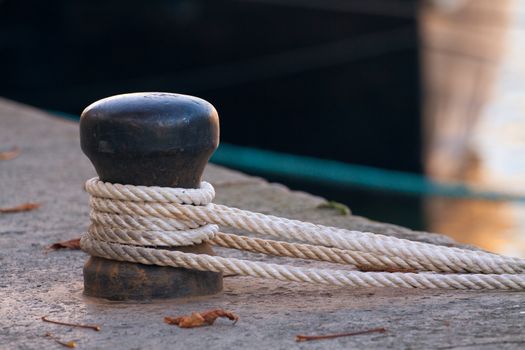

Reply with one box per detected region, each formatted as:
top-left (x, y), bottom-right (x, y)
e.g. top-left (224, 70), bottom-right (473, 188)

top-left (82, 177), bottom-right (525, 290)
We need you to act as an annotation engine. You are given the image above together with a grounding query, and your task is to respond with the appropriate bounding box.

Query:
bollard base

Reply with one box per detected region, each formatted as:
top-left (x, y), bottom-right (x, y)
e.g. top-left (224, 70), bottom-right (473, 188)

top-left (83, 244), bottom-right (223, 301)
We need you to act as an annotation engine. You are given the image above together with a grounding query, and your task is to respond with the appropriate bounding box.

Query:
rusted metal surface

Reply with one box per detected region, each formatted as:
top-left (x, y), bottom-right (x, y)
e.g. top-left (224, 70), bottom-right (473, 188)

top-left (83, 256), bottom-right (222, 300)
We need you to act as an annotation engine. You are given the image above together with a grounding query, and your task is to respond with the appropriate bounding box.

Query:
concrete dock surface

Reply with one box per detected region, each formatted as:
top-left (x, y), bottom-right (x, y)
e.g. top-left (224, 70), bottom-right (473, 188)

top-left (1, 98), bottom-right (524, 349)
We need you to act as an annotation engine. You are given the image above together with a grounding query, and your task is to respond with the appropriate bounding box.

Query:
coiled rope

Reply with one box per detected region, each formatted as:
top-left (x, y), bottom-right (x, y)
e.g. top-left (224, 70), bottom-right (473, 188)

top-left (81, 177), bottom-right (525, 290)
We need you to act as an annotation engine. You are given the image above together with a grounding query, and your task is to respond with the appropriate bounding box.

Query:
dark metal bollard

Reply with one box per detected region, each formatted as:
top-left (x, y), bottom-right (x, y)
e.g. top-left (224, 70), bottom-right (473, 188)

top-left (79, 92), bottom-right (223, 300)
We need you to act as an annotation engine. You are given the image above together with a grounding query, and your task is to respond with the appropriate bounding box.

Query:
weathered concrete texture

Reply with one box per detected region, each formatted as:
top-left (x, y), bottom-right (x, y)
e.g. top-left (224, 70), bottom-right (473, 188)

top-left (0, 97), bottom-right (524, 349)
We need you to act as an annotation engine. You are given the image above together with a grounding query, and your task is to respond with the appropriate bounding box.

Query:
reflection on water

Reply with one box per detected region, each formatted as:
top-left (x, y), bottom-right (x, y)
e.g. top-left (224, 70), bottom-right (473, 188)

top-left (424, 0), bottom-right (525, 258)
top-left (426, 197), bottom-right (525, 257)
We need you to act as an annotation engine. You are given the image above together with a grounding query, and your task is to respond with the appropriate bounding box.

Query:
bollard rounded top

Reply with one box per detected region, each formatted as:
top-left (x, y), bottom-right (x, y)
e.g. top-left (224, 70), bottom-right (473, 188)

top-left (80, 92), bottom-right (220, 188)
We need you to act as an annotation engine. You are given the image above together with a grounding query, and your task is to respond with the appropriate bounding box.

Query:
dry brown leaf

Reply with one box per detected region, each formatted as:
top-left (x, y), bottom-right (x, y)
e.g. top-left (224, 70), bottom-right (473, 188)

top-left (0, 202), bottom-right (40, 214)
top-left (46, 238), bottom-right (81, 252)
top-left (0, 146), bottom-right (21, 161)
top-left (164, 309), bottom-right (239, 328)
top-left (44, 332), bottom-right (77, 348)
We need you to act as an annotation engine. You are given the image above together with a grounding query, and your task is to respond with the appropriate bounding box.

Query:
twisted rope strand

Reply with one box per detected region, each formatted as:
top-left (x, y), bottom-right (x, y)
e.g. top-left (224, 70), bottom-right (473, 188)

top-left (211, 232), bottom-right (423, 271)
top-left (89, 190), bottom-right (525, 274)
top-left (85, 177), bottom-right (215, 204)
top-left (82, 177), bottom-right (525, 290)
top-left (208, 204), bottom-right (525, 274)
top-left (88, 223), bottom-right (218, 247)
top-left (80, 236), bottom-right (525, 290)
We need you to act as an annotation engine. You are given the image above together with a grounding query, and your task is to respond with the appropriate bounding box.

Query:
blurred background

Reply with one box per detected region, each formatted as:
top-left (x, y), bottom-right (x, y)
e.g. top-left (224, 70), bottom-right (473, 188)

top-left (1, 0), bottom-right (525, 257)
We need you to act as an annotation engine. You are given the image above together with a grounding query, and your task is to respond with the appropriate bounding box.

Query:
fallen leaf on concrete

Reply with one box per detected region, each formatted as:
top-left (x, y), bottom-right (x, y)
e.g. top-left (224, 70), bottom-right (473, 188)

top-left (46, 238), bottom-right (81, 252)
top-left (0, 202), bottom-right (40, 214)
top-left (0, 146), bottom-right (21, 161)
top-left (317, 201), bottom-right (351, 215)
top-left (296, 327), bottom-right (386, 342)
top-left (44, 332), bottom-right (77, 348)
top-left (164, 309), bottom-right (239, 328)
top-left (42, 315), bottom-right (100, 331)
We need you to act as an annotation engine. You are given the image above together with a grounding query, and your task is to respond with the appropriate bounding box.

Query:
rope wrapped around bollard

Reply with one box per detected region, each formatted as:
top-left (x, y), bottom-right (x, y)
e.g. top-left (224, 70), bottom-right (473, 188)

top-left (81, 177), bottom-right (525, 290)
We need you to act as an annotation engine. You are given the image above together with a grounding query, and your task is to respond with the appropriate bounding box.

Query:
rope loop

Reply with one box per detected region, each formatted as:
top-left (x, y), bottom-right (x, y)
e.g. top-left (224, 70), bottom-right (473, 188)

top-left (82, 177), bottom-right (525, 290)
top-left (85, 177), bottom-right (215, 205)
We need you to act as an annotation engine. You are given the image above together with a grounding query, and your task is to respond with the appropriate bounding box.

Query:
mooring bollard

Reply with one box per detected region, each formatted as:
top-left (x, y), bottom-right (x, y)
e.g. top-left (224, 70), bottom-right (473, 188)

top-left (78, 93), bottom-right (524, 302)
top-left (79, 92), bottom-right (223, 300)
